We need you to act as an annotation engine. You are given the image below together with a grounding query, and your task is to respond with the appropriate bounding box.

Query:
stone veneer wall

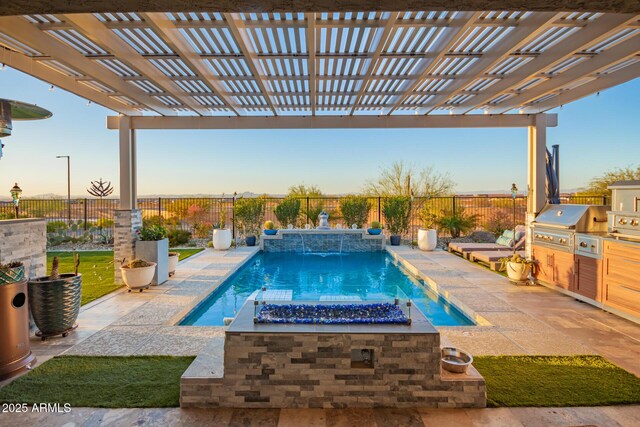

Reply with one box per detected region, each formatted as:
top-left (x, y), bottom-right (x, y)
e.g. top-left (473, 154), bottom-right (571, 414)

top-left (0, 219), bottom-right (47, 278)
top-left (262, 232), bottom-right (384, 252)
top-left (0, 219), bottom-right (46, 279)
top-left (181, 331), bottom-right (485, 408)
top-left (113, 209), bottom-right (142, 284)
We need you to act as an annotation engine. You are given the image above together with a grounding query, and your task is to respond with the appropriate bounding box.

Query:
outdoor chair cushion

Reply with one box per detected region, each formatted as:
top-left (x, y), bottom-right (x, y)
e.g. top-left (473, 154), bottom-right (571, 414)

top-left (496, 235), bottom-right (514, 247)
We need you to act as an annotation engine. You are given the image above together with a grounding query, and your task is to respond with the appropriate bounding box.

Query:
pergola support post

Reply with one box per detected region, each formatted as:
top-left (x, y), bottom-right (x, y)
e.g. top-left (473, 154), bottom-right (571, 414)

top-left (114, 116), bottom-right (141, 284)
top-left (525, 114), bottom-right (548, 259)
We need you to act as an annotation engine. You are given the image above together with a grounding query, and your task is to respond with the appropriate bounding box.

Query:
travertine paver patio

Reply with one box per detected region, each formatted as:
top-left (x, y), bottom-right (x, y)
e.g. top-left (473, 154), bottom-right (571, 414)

top-left (3, 404), bottom-right (639, 426)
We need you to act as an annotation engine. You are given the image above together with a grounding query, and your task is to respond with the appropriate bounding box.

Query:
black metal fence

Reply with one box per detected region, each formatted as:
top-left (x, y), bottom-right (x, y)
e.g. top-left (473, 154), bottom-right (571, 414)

top-left (0, 194), bottom-right (609, 241)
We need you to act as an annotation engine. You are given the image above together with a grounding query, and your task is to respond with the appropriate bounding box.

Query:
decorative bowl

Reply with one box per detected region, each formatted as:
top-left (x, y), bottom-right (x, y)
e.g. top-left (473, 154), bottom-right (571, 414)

top-left (441, 347), bottom-right (473, 373)
top-left (367, 228), bottom-right (382, 235)
top-left (264, 229), bottom-right (278, 235)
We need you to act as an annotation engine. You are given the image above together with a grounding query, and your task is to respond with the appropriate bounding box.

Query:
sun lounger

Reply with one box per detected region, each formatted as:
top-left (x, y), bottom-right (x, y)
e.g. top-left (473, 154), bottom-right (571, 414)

top-left (448, 227), bottom-right (525, 259)
top-left (468, 250), bottom-right (526, 271)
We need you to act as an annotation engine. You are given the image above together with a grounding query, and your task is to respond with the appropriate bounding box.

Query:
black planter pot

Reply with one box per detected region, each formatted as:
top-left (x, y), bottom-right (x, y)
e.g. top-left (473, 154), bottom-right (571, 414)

top-left (390, 235), bottom-right (402, 246)
top-left (28, 274), bottom-right (82, 339)
top-left (245, 235), bottom-right (257, 246)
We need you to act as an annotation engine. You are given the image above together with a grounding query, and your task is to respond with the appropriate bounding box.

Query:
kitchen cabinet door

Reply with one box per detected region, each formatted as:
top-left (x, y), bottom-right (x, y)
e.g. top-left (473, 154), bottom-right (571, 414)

top-left (574, 255), bottom-right (601, 301)
top-left (553, 250), bottom-right (575, 291)
top-left (532, 245), bottom-right (553, 285)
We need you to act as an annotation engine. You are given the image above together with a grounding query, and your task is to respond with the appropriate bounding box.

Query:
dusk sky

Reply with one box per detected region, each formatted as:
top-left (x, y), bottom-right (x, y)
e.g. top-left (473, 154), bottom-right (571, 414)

top-left (0, 67), bottom-right (638, 198)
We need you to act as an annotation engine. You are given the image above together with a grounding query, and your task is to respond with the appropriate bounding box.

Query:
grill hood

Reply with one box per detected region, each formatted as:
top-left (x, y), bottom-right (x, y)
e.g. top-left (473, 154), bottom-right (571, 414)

top-left (533, 204), bottom-right (608, 232)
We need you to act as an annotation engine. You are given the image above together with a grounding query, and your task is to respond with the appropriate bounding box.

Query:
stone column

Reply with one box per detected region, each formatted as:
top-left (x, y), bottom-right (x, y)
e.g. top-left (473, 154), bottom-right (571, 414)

top-left (114, 209), bottom-right (142, 284)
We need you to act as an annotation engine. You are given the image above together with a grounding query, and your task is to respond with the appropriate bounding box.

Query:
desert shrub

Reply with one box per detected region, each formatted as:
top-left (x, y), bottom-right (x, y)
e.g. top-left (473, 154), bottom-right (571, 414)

top-left (382, 196), bottom-right (411, 235)
top-left (340, 195), bottom-right (371, 228)
top-left (437, 207), bottom-right (479, 238)
top-left (168, 229), bottom-right (192, 247)
top-left (486, 209), bottom-right (513, 236)
top-left (143, 215), bottom-right (163, 228)
top-left (235, 197), bottom-right (265, 237)
top-left (47, 220), bottom-right (68, 233)
top-left (96, 218), bottom-right (114, 228)
top-left (192, 222), bottom-right (213, 239)
top-left (274, 197), bottom-right (301, 227)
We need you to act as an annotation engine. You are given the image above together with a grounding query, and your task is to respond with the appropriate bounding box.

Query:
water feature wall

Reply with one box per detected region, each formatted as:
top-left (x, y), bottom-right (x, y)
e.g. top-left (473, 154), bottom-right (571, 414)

top-left (261, 229), bottom-right (385, 253)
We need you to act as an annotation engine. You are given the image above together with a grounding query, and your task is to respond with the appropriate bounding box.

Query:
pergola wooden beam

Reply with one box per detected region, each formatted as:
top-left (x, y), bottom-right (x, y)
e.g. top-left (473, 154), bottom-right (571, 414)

top-left (106, 113), bottom-right (558, 130)
top-left (63, 13), bottom-right (210, 116)
top-left (223, 12), bottom-right (278, 114)
top-left (491, 35), bottom-right (640, 113)
top-left (522, 60), bottom-right (640, 112)
top-left (387, 12), bottom-right (483, 114)
top-left (4, 0), bottom-right (640, 16)
top-left (306, 13), bottom-right (316, 115)
top-left (141, 12), bottom-right (242, 115)
top-left (424, 12), bottom-right (562, 113)
top-left (0, 15), bottom-right (176, 115)
top-left (0, 46), bottom-right (139, 114)
top-left (452, 13), bottom-right (638, 114)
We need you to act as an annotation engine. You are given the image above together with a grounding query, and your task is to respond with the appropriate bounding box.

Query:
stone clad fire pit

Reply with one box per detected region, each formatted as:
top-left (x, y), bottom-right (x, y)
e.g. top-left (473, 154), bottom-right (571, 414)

top-left (255, 302), bottom-right (410, 324)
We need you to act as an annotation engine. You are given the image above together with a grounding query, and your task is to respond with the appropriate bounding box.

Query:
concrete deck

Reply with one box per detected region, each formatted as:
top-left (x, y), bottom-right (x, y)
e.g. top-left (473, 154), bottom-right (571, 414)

top-left (1, 246), bottom-right (639, 425)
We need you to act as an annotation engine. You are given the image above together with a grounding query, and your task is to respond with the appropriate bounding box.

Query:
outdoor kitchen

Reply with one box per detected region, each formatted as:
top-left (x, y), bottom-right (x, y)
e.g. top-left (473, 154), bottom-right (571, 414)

top-left (532, 180), bottom-right (640, 323)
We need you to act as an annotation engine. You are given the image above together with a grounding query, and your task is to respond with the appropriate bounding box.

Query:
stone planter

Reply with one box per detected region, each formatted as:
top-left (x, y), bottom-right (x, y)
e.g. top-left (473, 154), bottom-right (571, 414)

top-left (417, 229), bottom-right (437, 251)
top-left (136, 238), bottom-right (169, 285)
top-left (506, 261), bottom-right (531, 283)
top-left (168, 252), bottom-right (179, 276)
top-left (120, 263), bottom-right (156, 292)
top-left (390, 235), bottom-right (401, 246)
top-left (213, 228), bottom-right (232, 250)
top-left (28, 274), bottom-right (82, 339)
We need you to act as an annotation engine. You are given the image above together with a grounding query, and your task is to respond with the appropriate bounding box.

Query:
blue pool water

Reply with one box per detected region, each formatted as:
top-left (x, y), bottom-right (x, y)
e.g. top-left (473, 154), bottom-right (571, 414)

top-left (181, 252), bottom-right (473, 327)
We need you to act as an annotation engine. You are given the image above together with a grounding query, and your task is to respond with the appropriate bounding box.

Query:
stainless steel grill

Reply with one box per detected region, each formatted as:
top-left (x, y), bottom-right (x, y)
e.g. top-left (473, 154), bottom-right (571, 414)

top-left (608, 180), bottom-right (640, 241)
top-left (532, 204), bottom-right (608, 253)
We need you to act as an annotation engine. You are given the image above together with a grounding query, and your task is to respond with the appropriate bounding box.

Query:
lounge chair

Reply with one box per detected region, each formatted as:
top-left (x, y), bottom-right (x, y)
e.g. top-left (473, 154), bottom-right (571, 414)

top-left (448, 227), bottom-right (525, 259)
top-left (468, 250), bottom-right (526, 271)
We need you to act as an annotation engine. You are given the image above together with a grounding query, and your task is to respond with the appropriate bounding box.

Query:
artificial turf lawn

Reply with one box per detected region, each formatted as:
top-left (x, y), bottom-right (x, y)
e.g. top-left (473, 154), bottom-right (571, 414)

top-left (474, 355), bottom-right (640, 407)
top-left (47, 248), bottom-right (204, 305)
top-left (0, 356), bottom-right (194, 408)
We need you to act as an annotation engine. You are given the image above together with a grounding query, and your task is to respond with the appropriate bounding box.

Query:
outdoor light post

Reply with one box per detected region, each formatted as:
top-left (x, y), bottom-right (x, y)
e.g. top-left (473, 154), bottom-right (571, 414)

top-left (56, 155), bottom-right (71, 224)
top-left (511, 183), bottom-right (518, 255)
top-left (10, 182), bottom-right (22, 219)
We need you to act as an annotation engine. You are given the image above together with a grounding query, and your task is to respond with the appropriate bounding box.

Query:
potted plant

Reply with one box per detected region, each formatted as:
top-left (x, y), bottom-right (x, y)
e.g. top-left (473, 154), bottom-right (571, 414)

top-left (0, 261), bottom-right (25, 284)
top-left (212, 198), bottom-right (232, 250)
top-left (263, 220), bottom-right (278, 235)
top-left (368, 221), bottom-right (382, 235)
top-left (382, 196), bottom-right (411, 246)
top-left (235, 197), bottom-right (265, 247)
top-left (274, 197), bottom-right (300, 228)
top-left (28, 254), bottom-right (82, 340)
top-left (499, 253), bottom-right (536, 283)
top-left (437, 207), bottom-right (479, 238)
top-left (136, 224), bottom-right (168, 286)
top-left (340, 195), bottom-right (371, 229)
top-left (168, 252), bottom-right (179, 276)
top-left (417, 207), bottom-right (438, 251)
top-left (120, 259), bottom-right (156, 292)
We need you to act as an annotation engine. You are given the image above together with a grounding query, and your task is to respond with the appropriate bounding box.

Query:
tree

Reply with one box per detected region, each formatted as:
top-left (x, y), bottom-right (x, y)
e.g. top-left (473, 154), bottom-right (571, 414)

top-left (288, 184), bottom-right (325, 226)
top-left (363, 161), bottom-right (456, 197)
top-left (580, 165), bottom-right (640, 196)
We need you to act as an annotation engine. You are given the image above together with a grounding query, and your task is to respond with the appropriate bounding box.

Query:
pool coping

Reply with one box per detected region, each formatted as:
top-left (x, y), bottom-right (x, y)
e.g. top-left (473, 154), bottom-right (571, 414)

top-left (386, 247), bottom-right (492, 327)
top-left (168, 247), bottom-right (261, 326)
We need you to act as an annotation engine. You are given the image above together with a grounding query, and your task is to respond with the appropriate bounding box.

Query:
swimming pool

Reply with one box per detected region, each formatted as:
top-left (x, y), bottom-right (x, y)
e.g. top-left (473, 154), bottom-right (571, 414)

top-left (181, 252), bottom-right (473, 327)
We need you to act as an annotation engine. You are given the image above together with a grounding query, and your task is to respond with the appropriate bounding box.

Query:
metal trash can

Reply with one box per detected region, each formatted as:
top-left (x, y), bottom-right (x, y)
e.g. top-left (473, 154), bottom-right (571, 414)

top-left (0, 279), bottom-right (36, 380)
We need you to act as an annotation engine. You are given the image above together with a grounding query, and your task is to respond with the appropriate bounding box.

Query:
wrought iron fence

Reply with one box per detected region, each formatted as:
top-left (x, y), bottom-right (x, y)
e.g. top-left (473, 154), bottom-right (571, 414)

top-left (0, 194), bottom-right (609, 241)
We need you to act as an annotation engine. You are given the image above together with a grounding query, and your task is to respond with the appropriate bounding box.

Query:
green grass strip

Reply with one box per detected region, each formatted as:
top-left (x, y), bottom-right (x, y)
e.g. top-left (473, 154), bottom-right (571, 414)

top-left (47, 248), bottom-right (204, 305)
top-left (474, 355), bottom-right (640, 407)
top-left (0, 356), bottom-right (194, 408)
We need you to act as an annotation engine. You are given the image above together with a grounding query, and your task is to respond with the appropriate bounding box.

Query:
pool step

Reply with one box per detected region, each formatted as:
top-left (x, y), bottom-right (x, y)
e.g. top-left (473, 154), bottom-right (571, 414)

top-left (319, 295), bottom-right (362, 301)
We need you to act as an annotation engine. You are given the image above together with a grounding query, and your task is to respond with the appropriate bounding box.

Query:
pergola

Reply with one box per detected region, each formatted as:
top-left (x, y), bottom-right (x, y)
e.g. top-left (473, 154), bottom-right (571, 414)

top-left (1, 2), bottom-right (638, 271)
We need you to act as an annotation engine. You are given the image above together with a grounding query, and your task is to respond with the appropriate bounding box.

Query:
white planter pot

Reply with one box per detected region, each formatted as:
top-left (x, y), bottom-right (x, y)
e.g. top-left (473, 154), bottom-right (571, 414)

top-left (135, 238), bottom-right (169, 285)
top-left (506, 262), bottom-right (531, 283)
top-left (212, 228), bottom-right (232, 250)
top-left (120, 263), bottom-right (157, 291)
top-left (417, 229), bottom-right (438, 251)
top-left (168, 254), bottom-right (179, 276)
